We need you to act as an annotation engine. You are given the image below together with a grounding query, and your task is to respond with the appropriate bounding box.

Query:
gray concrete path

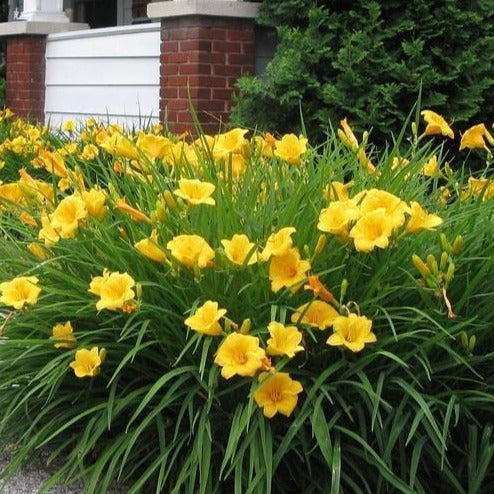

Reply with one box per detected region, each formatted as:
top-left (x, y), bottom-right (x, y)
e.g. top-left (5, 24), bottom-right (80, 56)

top-left (0, 452), bottom-right (126, 494)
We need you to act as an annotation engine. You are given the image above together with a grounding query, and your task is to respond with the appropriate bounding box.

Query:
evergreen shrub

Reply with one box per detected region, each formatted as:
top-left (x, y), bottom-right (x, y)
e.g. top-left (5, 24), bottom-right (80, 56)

top-left (231, 0), bottom-right (494, 142)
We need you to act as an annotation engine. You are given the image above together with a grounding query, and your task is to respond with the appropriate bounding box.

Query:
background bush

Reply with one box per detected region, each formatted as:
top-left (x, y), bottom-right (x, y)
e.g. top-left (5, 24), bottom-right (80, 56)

top-left (231, 0), bottom-right (494, 142)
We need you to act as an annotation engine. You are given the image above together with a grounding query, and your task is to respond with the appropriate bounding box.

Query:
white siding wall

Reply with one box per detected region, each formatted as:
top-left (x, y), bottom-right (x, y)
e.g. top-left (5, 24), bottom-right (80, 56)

top-left (44, 23), bottom-right (160, 127)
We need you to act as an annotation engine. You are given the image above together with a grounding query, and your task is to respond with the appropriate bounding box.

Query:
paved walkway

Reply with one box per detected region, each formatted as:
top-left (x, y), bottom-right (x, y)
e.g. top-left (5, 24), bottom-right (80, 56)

top-left (0, 452), bottom-right (126, 494)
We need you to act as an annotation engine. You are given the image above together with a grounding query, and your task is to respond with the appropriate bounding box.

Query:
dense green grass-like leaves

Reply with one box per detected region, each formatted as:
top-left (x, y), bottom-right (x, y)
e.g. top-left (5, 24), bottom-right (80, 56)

top-left (0, 113), bottom-right (493, 493)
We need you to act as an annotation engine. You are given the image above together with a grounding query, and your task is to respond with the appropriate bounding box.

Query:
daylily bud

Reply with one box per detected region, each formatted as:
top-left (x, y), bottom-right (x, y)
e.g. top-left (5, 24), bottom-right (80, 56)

top-left (136, 282), bottom-right (142, 300)
top-left (163, 190), bottom-right (177, 208)
top-left (314, 234), bottom-right (327, 255)
top-left (337, 129), bottom-right (358, 151)
top-left (460, 331), bottom-right (468, 350)
top-left (412, 254), bottom-right (431, 278)
top-left (426, 254), bottom-right (439, 275)
top-left (411, 121), bottom-right (418, 137)
top-left (451, 235), bottom-right (464, 255)
top-left (107, 182), bottom-right (117, 199)
top-left (468, 335), bottom-right (476, 352)
top-left (445, 261), bottom-right (455, 284)
top-left (362, 131), bottom-right (369, 146)
top-left (224, 318), bottom-right (232, 334)
top-left (439, 233), bottom-right (451, 254)
top-left (340, 278), bottom-right (349, 303)
top-left (150, 199), bottom-right (167, 223)
top-left (118, 227), bottom-right (129, 241)
top-left (439, 251), bottom-right (449, 272)
top-left (239, 318), bottom-right (251, 334)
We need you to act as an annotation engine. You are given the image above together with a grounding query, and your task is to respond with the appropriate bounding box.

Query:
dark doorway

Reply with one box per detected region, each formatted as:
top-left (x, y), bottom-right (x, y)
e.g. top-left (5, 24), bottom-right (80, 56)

top-left (74, 0), bottom-right (117, 28)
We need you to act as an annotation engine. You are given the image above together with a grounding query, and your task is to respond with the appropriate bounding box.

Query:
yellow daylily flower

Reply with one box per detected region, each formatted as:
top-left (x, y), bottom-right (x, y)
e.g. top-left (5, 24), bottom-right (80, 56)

top-left (50, 195), bottom-right (88, 239)
top-left (221, 234), bottom-right (258, 266)
top-left (18, 168), bottom-right (54, 203)
top-left (0, 183), bottom-right (24, 209)
top-left (38, 213), bottom-right (60, 246)
top-left (269, 247), bottom-right (311, 293)
top-left (253, 372), bottom-right (303, 418)
top-left (422, 155), bottom-right (442, 177)
top-left (357, 148), bottom-right (377, 174)
top-left (184, 300), bottom-right (227, 336)
top-left (81, 144), bottom-right (99, 160)
top-left (406, 202), bottom-right (443, 233)
top-left (461, 177), bottom-right (494, 201)
top-left (220, 153), bottom-right (247, 179)
top-left (326, 313), bottom-right (376, 352)
top-left (421, 110), bottom-right (454, 139)
top-left (19, 211), bottom-right (37, 227)
top-left (459, 124), bottom-right (494, 151)
top-left (69, 347), bottom-right (106, 378)
top-left (62, 120), bottom-right (76, 132)
top-left (391, 157), bottom-right (411, 179)
top-left (52, 321), bottom-right (77, 349)
top-left (167, 234), bottom-right (215, 269)
top-left (134, 230), bottom-right (167, 262)
top-left (0, 276), bottom-right (41, 309)
top-left (261, 227), bottom-right (296, 261)
top-left (136, 133), bottom-right (172, 160)
top-left (99, 133), bottom-right (139, 160)
top-left (88, 270), bottom-right (136, 312)
top-left (349, 208), bottom-right (395, 253)
top-left (291, 300), bottom-right (339, 330)
top-left (323, 180), bottom-right (354, 202)
top-left (80, 187), bottom-right (107, 220)
top-left (253, 132), bottom-right (276, 158)
top-left (212, 128), bottom-right (249, 161)
top-left (36, 150), bottom-right (68, 177)
top-left (214, 333), bottom-right (266, 379)
top-left (317, 200), bottom-right (360, 236)
top-left (266, 322), bottom-right (304, 358)
top-left (274, 134), bottom-right (308, 165)
top-left (173, 178), bottom-right (216, 206)
top-left (356, 189), bottom-right (410, 229)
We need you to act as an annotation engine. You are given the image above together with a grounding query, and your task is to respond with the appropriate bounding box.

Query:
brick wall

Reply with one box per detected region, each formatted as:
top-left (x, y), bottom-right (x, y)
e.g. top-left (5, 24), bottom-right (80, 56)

top-left (160, 16), bottom-right (255, 135)
top-left (6, 35), bottom-right (46, 122)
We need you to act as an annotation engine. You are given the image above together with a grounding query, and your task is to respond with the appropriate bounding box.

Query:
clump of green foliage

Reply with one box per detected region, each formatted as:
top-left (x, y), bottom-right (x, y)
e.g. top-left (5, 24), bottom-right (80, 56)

top-left (0, 112), bottom-right (494, 494)
top-left (231, 0), bottom-right (494, 142)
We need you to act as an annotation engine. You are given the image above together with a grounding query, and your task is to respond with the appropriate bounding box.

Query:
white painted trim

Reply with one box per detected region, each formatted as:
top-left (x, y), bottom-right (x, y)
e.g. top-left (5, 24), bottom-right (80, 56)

top-left (117, 0), bottom-right (125, 26)
top-left (47, 22), bottom-right (160, 41)
top-left (147, 0), bottom-right (259, 19)
top-left (0, 20), bottom-right (88, 36)
top-left (117, 0), bottom-right (133, 26)
top-left (19, 0), bottom-right (69, 23)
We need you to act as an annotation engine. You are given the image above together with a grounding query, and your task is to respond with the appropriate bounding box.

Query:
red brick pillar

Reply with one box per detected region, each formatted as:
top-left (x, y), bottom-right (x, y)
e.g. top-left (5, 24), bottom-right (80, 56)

top-left (0, 20), bottom-right (88, 123)
top-left (160, 17), bottom-right (255, 135)
top-left (149, 1), bottom-right (259, 135)
top-left (6, 35), bottom-right (46, 122)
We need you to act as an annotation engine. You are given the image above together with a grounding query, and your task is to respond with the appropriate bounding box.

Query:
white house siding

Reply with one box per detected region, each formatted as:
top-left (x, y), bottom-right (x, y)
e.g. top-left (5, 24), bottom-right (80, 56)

top-left (44, 23), bottom-right (160, 128)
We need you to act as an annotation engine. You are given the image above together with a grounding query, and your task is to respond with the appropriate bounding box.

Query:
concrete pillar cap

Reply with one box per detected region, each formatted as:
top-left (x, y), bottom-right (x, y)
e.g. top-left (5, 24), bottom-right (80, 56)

top-left (148, 1), bottom-right (260, 20)
top-left (0, 21), bottom-right (89, 37)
